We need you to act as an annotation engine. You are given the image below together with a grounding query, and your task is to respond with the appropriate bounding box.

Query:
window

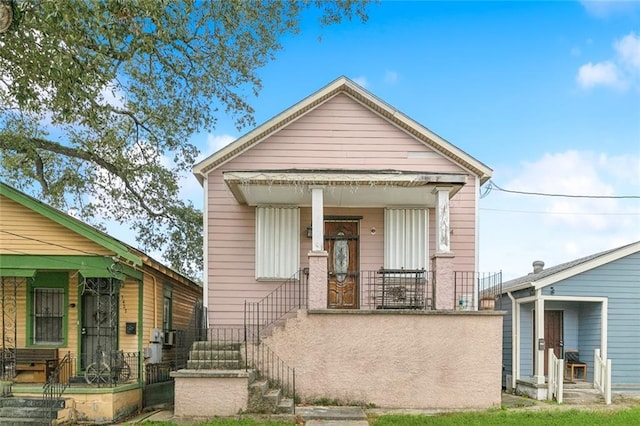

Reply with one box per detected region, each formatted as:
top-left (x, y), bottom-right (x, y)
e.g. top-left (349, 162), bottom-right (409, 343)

top-left (162, 287), bottom-right (172, 332)
top-left (384, 208), bottom-right (428, 270)
top-left (34, 288), bottom-right (64, 344)
top-left (255, 206), bottom-right (300, 279)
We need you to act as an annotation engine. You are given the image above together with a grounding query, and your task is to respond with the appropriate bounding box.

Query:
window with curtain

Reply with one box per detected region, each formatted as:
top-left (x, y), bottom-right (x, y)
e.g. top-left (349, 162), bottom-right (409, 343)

top-left (384, 208), bottom-right (429, 270)
top-left (255, 206), bottom-right (300, 280)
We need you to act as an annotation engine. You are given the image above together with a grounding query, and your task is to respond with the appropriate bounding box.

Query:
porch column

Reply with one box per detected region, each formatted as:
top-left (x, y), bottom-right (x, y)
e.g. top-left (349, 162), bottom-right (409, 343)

top-left (534, 290), bottom-right (546, 384)
top-left (308, 186), bottom-right (328, 310)
top-left (433, 187), bottom-right (451, 253)
top-left (431, 252), bottom-right (455, 310)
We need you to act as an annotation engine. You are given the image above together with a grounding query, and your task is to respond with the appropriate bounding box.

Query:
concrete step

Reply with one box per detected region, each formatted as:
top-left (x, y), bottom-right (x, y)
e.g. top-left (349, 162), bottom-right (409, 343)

top-left (563, 389), bottom-right (604, 404)
top-left (186, 359), bottom-right (242, 369)
top-left (191, 341), bottom-right (241, 351)
top-left (264, 388), bottom-right (282, 406)
top-left (276, 398), bottom-right (295, 414)
top-left (188, 349), bottom-right (241, 361)
top-left (0, 417), bottom-right (54, 426)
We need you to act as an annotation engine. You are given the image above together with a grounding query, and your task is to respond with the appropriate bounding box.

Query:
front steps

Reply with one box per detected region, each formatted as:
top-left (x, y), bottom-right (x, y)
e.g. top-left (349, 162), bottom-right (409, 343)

top-left (563, 382), bottom-right (605, 405)
top-left (0, 396), bottom-right (71, 425)
top-left (185, 340), bottom-right (294, 414)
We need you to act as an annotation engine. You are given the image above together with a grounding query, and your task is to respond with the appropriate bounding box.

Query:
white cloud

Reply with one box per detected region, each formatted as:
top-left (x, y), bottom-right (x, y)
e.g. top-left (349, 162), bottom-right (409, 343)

top-left (580, 0), bottom-right (640, 19)
top-left (480, 150), bottom-right (640, 280)
top-left (384, 70), bottom-right (399, 84)
top-left (351, 76), bottom-right (368, 88)
top-left (202, 133), bottom-right (236, 160)
top-left (577, 61), bottom-right (624, 89)
top-left (577, 32), bottom-right (640, 91)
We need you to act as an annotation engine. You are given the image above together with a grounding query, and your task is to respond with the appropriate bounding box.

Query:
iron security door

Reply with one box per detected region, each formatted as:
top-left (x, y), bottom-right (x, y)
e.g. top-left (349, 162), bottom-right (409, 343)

top-left (80, 278), bottom-right (119, 369)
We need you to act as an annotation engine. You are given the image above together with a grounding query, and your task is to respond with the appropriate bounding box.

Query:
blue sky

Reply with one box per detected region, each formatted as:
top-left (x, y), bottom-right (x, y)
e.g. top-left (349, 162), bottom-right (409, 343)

top-left (178, 1), bottom-right (640, 280)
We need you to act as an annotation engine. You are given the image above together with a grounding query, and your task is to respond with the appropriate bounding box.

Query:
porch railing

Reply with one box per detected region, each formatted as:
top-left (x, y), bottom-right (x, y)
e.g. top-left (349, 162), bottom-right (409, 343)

top-left (547, 349), bottom-right (563, 403)
top-left (455, 271), bottom-right (503, 310)
top-left (246, 340), bottom-right (296, 411)
top-left (362, 269), bottom-right (433, 310)
top-left (594, 348), bottom-right (612, 405)
top-left (244, 269), bottom-right (308, 344)
top-left (42, 351), bottom-right (72, 424)
top-left (81, 351), bottom-right (140, 387)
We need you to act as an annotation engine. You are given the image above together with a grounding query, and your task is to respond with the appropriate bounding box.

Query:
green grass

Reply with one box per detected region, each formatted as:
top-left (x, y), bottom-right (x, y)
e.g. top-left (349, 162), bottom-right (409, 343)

top-left (370, 407), bottom-right (640, 425)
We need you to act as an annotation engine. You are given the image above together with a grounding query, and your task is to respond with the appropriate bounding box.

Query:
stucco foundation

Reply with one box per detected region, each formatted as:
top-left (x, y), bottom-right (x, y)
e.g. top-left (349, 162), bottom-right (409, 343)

top-left (171, 369), bottom-right (252, 417)
top-left (264, 309), bottom-right (504, 409)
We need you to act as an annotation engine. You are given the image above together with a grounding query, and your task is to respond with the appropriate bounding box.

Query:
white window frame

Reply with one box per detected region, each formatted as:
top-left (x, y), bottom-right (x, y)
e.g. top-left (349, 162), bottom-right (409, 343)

top-left (255, 206), bottom-right (300, 280)
top-left (384, 208), bottom-right (429, 270)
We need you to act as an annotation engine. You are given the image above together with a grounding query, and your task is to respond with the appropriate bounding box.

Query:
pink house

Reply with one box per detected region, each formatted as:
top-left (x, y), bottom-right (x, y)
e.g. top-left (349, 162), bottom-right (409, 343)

top-left (191, 77), bottom-right (504, 410)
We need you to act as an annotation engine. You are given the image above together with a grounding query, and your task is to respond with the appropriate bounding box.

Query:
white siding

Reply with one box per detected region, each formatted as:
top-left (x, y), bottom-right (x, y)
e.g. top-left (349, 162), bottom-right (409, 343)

top-left (255, 206), bottom-right (300, 279)
top-left (384, 208), bottom-right (428, 270)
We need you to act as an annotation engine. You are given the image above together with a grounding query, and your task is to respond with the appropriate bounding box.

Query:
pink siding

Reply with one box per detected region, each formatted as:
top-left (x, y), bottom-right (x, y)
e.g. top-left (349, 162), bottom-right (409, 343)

top-left (206, 94), bottom-right (479, 325)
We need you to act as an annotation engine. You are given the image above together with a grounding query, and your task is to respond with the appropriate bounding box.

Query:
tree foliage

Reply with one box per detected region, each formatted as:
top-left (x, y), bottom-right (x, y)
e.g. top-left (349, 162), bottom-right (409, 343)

top-left (0, 0), bottom-right (369, 280)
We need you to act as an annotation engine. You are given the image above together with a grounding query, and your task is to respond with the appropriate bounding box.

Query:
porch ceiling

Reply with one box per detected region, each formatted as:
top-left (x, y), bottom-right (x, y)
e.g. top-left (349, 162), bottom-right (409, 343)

top-left (223, 170), bottom-right (467, 207)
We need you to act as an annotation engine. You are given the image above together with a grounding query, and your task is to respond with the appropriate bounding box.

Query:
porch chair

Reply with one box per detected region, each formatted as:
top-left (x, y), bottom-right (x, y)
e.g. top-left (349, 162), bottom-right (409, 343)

top-left (564, 350), bottom-right (587, 381)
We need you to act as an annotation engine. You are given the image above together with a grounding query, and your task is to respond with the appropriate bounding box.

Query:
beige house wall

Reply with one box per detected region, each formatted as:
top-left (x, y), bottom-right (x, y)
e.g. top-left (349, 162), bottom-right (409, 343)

top-left (263, 310), bottom-right (504, 409)
top-left (205, 94), bottom-right (480, 326)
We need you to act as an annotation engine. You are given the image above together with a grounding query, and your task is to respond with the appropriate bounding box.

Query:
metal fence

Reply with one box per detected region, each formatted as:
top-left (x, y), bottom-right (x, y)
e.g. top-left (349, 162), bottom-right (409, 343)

top-left (454, 271), bottom-right (503, 311)
top-left (362, 269), bottom-right (433, 310)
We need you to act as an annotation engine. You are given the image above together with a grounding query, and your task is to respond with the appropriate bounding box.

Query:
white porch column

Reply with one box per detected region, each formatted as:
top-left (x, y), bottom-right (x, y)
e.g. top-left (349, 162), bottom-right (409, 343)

top-left (308, 186), bottom-right (328, 310)
top-left (534, 290), bottom-right (546, 384)
top-left (433, 187), bottom-right (451, 253)
top-left (311, 186), bottom-right (324, 252)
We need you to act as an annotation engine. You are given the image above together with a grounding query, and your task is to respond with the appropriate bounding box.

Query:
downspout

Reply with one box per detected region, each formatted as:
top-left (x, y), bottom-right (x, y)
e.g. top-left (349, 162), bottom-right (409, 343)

top-left (507, 291), bottom-right (518, 390)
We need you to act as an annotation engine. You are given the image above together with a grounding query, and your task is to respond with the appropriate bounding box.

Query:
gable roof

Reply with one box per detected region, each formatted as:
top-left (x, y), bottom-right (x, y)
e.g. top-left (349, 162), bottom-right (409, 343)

top-left (193, 76), bottom-right (493, 184)
top-left (501, 240), bottom-right (640, 292)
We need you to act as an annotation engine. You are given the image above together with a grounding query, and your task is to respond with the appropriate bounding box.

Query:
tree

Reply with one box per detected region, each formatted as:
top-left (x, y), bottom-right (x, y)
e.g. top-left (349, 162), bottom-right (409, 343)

top-left (0, 0), bottom-right (369, 281)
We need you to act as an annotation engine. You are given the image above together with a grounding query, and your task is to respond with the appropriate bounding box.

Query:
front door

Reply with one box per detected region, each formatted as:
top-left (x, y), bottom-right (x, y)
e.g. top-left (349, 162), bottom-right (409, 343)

top-left (325, 220), bottom-right (359, 309)
top-left (80, 278), bottom-right (119, 369)
top-left (544, 310), bottom-right (564, 375)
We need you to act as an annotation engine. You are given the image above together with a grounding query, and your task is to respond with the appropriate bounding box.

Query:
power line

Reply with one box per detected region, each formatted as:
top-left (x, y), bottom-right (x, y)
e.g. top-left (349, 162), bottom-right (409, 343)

top-left (480, 208), bottom-right (639, 216)
top-left (0, 229), bottom-right (105, 256)
top-left (482, 180), bottom-right (640, 200)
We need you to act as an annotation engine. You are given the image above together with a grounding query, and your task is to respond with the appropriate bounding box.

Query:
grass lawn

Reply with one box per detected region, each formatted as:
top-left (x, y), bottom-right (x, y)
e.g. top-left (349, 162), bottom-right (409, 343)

top-left (137, 405), bottom-right (640, 425)
top-left (369, 406), bottom-right (640, 425)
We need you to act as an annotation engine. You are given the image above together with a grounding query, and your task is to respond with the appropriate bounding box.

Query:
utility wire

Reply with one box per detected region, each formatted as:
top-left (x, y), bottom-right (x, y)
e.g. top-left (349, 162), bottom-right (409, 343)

top-left (480, 208), bottom-right (639, 216)
top-left (482, 180), bottom-right (640, 199)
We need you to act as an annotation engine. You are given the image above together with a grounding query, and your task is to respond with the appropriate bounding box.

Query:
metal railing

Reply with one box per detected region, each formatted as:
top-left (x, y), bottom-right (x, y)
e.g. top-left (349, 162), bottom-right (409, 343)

top-left (547, 349), bottom-right (563, 403)
top-left (82, 351), bottom-right (140, 387)
top-left (246, 340), bottom-right (296, 412)
top-left (244, 269), bottom-right (308, 344)
top-left (42, 351), bottom-right (72, 424)
top-left (454, 271), bottom-right (503, 310)
top-left (363, 269), bottom-right (433, 310)
top-left (145, 362), bottom-right (174, 386)
top-left (594, 348), bottom-right (612, 405)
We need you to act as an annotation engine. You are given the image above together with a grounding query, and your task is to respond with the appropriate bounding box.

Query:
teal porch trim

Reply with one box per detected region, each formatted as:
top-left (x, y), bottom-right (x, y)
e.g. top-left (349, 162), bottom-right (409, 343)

top-left (0, 255), bottom-right (142, 280)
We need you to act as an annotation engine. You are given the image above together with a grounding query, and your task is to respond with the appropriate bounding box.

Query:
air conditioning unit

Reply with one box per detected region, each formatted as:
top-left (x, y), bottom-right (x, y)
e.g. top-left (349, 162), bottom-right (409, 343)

top-left (163, 331), bottom-right (175, 346)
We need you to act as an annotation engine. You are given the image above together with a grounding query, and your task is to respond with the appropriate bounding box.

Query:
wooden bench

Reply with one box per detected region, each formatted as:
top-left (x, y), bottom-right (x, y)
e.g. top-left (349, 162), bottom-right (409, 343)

top-left (14, 348), bottom-right (58, 383)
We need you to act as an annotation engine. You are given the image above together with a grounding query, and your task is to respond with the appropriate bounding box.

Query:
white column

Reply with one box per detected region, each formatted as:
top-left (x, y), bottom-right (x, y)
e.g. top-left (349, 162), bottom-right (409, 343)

top-left (433, 187), bottom-right (451, 253)
top-left (534, 290), bottom-right (546, 384)
top-left (311, 186), bottom-right (324, 252)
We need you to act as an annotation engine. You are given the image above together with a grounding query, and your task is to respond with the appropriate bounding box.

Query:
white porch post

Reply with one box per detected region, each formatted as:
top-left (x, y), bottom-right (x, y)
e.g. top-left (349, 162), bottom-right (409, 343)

top-left (308, 186), bottom-right (328, 310)
top-left (434, 187), bottom-right (451, 253)
top-left (534, 289), bottom-right (546, 384)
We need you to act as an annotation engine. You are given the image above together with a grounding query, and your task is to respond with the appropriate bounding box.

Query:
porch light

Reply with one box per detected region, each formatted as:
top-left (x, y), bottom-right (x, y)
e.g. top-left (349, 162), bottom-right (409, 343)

top-left (306, 225), bottom-right (313, 238)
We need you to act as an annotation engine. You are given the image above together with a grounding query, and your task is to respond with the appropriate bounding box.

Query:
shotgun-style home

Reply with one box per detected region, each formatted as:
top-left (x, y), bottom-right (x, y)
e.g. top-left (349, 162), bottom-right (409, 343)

top-left (190, 77), bottom-right (504, 411)
top-left (499, 241), bottom-right (640, 403)
top-left (0, 181), bottom-right (203, 423)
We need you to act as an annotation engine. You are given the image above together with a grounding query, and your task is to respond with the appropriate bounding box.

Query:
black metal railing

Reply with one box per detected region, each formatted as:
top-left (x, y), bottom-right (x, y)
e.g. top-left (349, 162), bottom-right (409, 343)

top-left (454, 271), bottom-right (503, 310)
top-left (145, 362), bottom-right (174, 385)
top-left (246, 340), bottom-right (296, 412)
top-left (363, 269), bottom-right (433, 310)
top-left (42, 351), bottom-right (72, 424)
top-left (82, 351), bottom-right (140, 387)
top-left (244, 269), bottom-right (308, 344)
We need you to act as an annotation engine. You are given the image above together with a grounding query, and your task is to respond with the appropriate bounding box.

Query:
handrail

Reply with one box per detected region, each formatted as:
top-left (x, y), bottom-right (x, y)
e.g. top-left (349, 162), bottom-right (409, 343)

top-left (42, 351), bottom-right (72, 424)
top-left (547, 349), bottom-right (563, 403)
top-left (594, 348), bottom-right (612, 405)
top-left (246, 340), bottom-right (296, 413)
top-left (244, 269), bottom-right (308, 343)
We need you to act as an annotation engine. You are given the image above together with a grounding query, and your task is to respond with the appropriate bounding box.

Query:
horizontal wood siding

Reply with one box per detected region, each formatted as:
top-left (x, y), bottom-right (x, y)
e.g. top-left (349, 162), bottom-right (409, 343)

top-left (206, 93), bottom-right (480, 326)
top-left (556, 252), bottom-right (640, 386)
top-left (520, 303), bottom-right (534, 380)
top-left (0, 195), bottom-right (112, 256)
top-left (119, 278), bottom-right (140, 354)
top-left (501, 295), bottom-right (512, 387)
